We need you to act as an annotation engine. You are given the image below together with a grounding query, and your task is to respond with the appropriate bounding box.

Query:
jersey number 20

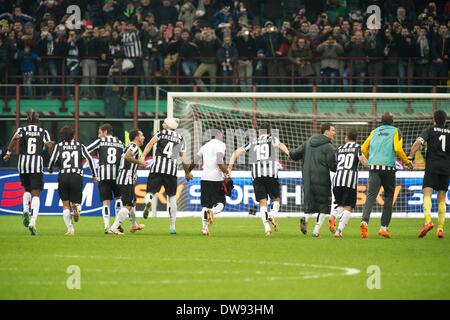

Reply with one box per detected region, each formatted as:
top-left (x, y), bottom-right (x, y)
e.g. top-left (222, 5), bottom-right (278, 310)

top-left (337, 153), bottom-right (355, 170)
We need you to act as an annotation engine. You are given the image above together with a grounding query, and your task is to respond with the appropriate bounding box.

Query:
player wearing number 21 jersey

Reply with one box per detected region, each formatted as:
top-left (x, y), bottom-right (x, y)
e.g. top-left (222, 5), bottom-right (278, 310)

top-left (409, 110), bottom-right (450, 239)
top-left (48, 125), bottom-right (97, 236)
top-left (3, 109), bottom-right (54, 236)
top-left (87, 123), bottom-right (125, 234)
top-left (228, 123), bottom-right (290, 237)
top-left (140, 118), bottom-right (192, 235)
top-left (331, 129), bottom-right (368, 238)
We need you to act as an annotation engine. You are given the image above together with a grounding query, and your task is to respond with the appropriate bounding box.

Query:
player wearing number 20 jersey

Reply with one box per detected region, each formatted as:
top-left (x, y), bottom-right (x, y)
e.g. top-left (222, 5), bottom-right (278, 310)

top-left (48, 126), bottom-right (97, 235)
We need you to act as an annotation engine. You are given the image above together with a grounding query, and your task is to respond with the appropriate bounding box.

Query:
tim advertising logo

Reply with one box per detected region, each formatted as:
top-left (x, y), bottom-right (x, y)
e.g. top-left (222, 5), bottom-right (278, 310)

top-left (0, 171), bottom-right (103, 215)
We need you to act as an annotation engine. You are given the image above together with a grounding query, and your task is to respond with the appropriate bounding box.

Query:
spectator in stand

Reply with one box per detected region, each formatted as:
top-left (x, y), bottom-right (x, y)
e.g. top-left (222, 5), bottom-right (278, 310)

top-left (236, 25), bottom-right (257, 92)
top-left (430, 24), bottom-right (450, 91)
top-left (365, 27), bottom-right (385, 87)
top-left (316, 34), bottom-right (343, 91)
top-left (396, 27), bottom-right (415, 92)
top-left (121, 21), bottom-right (143, 95)
top-left (178, 0), bottom-right (197, 30)
top-left (156, 0), bottom-right (178, 27)
top-left (343, 30), bottom-right (367, 92)
top-left (287, 37), bottom-right (314, 89)
top-left (390, 6), bottom-right (415, 30)
top-left (177, 29), bottom-right (199, 85)
top-left (66, 29), bottom-right (82, 97)
top-left (36, 23), bottom-right (58, 97)
top-left (196, 0), bottom-right (217, 27)
top-left (143, 23), bottom-right (164, 80)
top-left (414, 27), bottom-right (431, 92)
top-left (193, 27), bottom-right (220, 92)
top-left (0, 5), bottom-right (34, 25)
top-left (0, 37), bottom-right (9, 85)
top-left (217, 34), bottom-right (238, 90)
top-left (80, 23), bottom-right (104, 99)
top-left (15, 45), bottom-right (40, 96)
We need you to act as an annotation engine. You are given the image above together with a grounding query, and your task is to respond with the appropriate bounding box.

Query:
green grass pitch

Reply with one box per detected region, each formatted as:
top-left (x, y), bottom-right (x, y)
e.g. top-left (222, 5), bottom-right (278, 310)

top-left (0, 216), bottom-right (448, 300)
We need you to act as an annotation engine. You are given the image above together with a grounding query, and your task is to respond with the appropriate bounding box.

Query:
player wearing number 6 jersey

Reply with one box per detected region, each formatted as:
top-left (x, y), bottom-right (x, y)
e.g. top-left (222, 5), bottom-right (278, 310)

top-left (140, 118), bottom-right (192, 234)
top-left (87, 124), bottom-right (125, 234)
top-left (228, 123), bottom-right (290, 237)
top-left (48, 126), bottom-right (97, 235)
top-left (3, 109), bottom-right (53, 236)
top-left (409, 110), bottom-right (450, 239)
top-left (330, 129), bottom-right (368, 238)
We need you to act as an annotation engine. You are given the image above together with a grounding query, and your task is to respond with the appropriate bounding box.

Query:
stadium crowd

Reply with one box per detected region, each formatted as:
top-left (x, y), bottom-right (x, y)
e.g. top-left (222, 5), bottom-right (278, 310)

top-left (0, 0), bottom-right (449, 96)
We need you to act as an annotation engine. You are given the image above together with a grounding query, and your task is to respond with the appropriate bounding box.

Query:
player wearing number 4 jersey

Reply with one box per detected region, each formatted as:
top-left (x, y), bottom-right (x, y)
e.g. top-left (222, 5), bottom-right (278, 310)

top-left (229, 123), bottom-right (290, 237)
top-left (48, 126), bottom-right (97, 235)
top-left (409, 110), bottom-right (450, 239)
top-left (87, 124), bottom-right (125, 234)
top-left (3, 109), bottom-right (54, 236)
top-left (140, 118), bottom-right (193, 235)
top-left (330, 129), bottom-right (368, 238)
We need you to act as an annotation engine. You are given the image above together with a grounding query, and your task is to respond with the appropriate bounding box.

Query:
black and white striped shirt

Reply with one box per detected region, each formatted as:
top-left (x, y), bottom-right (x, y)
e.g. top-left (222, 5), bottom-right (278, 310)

top-left (16, 125), bottom-right (51, 174)
top-left (117, 142), bottom-right (140, 185)
top-left (87, 136), bottom-right (124, 181)
top-left (150, 130), bottom-right (186, 177)
top-left (48, 140), bottom-right (97, 177)
top-left (243, 135), bottom-right (280, 179)
top-left (121, 31), bottom-right (142, 58)
top-left (333, 142), bottom-right (361, 189)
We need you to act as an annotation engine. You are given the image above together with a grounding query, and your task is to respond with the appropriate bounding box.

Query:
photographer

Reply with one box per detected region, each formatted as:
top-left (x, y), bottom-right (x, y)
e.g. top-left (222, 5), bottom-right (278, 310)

top-left (430, 24), bottom-right (450, 90)
top-left (364, 27), bottom-right (385, 86)
top-left (66, 29), bottom-right (82, 97)
top-left (217, 34), bottom-right (238, 90)
top-left (193, 27), bottom-right (220, 92)
top-left (316, 34), bottom-right (343, 91)
top-left (36, 24), bottom-right (57, 97)
top-left (80, 23), bottom-right (103, 99)
top-left (342, 30), bottom-right (367, 92)
top-left (414, 27), bottom-right (431, 92)
top-left (177, 29), bottom-right (199, 85)
top-left (236, 26), bottom-right (256, 92)
top-left (287, 37), bottom-right (314, 89)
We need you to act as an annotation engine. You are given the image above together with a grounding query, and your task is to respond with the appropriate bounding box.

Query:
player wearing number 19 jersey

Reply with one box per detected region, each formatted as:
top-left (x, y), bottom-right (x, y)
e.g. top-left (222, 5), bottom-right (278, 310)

top-left (409, 110), bottom-right (450, 238)
top-left (228, 123), bottom-right (290, 237)
top-left (140, 118), bottom-right (192, 234)
top-left (3, 109), bottom-right (53, 236)
top-left (87, 124), bottom-right (125, 233)
top-left (48, 126), bottom-right (97, 235)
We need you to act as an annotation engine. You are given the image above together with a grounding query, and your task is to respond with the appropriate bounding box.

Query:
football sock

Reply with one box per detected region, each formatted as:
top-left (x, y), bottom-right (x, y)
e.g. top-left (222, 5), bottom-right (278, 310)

top-left (313, 213), bottom-right (326, 235)
top-left (202, 207), bottom-right (209, 229)
top-left (102, 206), bottom-right (110, 228)
top-left (270, 201), bottom-right (280, 217)
top-left (169, 196), bottom-right (177, 228)
top-left (144, 193), bottom-right (156, 205)
top-left (380, 225), bottom-right (387, 231)
top-left (212, 202), bottom-right (224, 214)
top-left (438, 201), bottom-right (446, 230)
top-left (129, 207), bottom-right (137, 227)
top-left (423, 195), bottom-right (432, 223)
top-left (115, 199), bottom-right (123, 212)
top-left (30, 196), bottom-right (40, 227)
top-left (338, 210), bottom-right (351, 232)
top-left (111, 207), bottom-right (129, 231)
top-left (63, 209), bottom-right (73, 231)
top-left (23, 192), bottom-right (31, 212)
top-left (260, 206), bottom-right (270, 232)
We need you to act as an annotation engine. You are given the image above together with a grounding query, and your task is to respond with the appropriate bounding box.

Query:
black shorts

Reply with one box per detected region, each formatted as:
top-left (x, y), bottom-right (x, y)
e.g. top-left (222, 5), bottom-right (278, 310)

top-left (201, 180), bottom-right (226, 208)
top-left (99, 179), bottom-right (121, 202)
top-left (423, 172), bottom-right (450, 192)
top-left (58, 174), bottom-right (83, 203)
top-left (119, 184), bottom-right (135, 207)
top-left (20, 173), bottom-right (44, 192)
top-left (252, 177), bottom-right (281, 202)
top-left (147, 173), bottom-right (177, 197)
top-left (333, 186), bottom-right (357, 208)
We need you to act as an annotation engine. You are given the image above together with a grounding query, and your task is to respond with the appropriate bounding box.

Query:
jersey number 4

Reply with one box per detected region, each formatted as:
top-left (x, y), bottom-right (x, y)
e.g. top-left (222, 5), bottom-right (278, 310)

top-left (163, 142), bottom-right (174, 158)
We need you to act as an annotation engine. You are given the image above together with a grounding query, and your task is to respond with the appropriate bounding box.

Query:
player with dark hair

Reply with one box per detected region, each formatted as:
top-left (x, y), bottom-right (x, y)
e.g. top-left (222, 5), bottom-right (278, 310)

top-left (87, 123), bottom-right (125, 233)
top-left (330, 128), bottom-right (368, 237)
top-left (290, 122), bottom-right (337, 237)
top-left (360, 112), bottom-right (412, 238)
top-left (139, 118), bottom-right (192, 235)
top-left (3, 109), bottom-right (53, 235)
top-left (48, 125), bottom-right (97, 235)
top-left (409, 110), bottom-right (450, 238)
top-left (228, 122), bottom-right (290, 236)
top-left (109, 129), bottom-right (146, 235)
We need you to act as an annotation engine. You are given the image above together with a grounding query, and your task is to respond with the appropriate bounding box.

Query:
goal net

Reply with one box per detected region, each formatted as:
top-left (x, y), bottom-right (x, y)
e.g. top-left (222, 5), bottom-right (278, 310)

top-left (148, 92), bottom-right (450, 218)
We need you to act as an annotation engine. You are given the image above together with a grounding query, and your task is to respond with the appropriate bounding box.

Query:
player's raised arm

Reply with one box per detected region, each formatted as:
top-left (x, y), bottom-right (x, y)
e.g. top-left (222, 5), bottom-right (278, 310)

top-left (81, 144), bottom-right (98, 182)
top-left (217, 151), bottom-right (229, 176)
top-left (3, 128), bottom-right (21, 161)
top-left (140, 134), bottom-right (159, 160)
top-left (228, 146), bottom-right (246, 173)
top-left (86, 138), bottom-right (101, 154)
top-left (48, 144), bottom-right (60, 173)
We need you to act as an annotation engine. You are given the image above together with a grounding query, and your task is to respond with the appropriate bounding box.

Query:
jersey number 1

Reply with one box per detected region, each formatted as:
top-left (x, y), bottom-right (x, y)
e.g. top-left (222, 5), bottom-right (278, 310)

top-left (439, 135), bottom-right (446, 152)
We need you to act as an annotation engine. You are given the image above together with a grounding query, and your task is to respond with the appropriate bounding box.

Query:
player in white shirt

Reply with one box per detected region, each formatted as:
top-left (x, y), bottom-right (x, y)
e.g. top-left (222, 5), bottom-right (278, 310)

top-left (189, 130), bottom-right (229, 236)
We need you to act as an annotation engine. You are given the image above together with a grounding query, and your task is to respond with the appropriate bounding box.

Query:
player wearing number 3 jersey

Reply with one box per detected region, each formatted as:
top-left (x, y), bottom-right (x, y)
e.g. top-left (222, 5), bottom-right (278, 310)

top-left (140, 118), bottom-right (193, 234)
top-left (3, 109), bottom-right (54, 236)
top-left (48, 126), bottom-right (97, 235)
top-left (409, 110), bottom-right (450, 239)
top-left (87, 124), bottom-right (125, 234)
top-left (229, 123), bottom-right (290, 237)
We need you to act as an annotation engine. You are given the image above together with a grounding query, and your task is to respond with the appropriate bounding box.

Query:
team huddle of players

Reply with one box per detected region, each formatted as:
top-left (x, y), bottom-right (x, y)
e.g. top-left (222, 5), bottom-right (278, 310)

top-left (3, 109), bottom-right (449, 238)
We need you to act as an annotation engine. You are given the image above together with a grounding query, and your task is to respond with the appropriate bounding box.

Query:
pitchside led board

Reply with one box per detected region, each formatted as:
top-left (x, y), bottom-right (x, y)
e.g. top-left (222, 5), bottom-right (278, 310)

top-left (0, 169), bottom-right (449, 217)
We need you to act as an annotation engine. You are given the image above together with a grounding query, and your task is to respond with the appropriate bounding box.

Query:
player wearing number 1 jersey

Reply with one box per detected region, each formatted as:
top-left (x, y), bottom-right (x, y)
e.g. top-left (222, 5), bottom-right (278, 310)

top-left (87, 124), bottom-right (125, 233)
top-left (3, 110), bottom-right (53, 236)
top-left (140, 118), bottom-right (192, 235)
top-left (48, 126), bottom-right (97, 235)
top-left (409, 110), bottom-right (450, 238)
top-left (228, 123), bottom-right (290, 236)
top-left (330, 129), bottom-right (368, 237)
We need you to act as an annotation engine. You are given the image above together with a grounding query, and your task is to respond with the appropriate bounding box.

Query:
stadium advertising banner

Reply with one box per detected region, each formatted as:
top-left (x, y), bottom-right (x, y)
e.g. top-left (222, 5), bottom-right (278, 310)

top-left (0, 170), bottom-right (449, 217)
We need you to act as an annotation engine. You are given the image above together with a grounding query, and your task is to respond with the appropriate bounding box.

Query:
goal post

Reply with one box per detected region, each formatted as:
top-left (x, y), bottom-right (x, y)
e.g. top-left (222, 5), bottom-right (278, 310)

top-left (160, 92), bottom-right (450, 218)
